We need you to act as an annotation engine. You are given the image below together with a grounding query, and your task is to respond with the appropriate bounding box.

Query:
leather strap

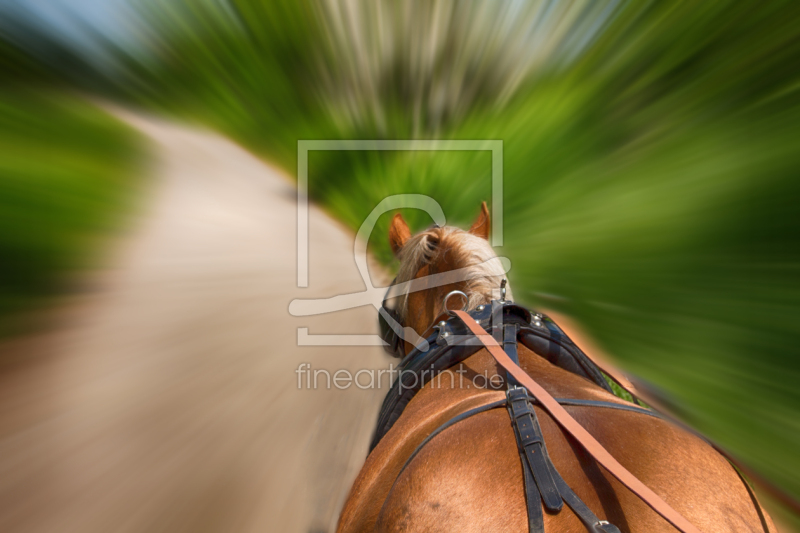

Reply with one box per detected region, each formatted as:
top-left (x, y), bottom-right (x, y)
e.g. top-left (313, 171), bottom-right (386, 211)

top-left (503, 323), bottom-right (520, 387)
top-left (501, 321), bottom-right (551, 530)
top-left (502, 316), bottom-right (617, 531)
top-left (394, 399), bottom-right (508, 480)
top-left (453, 310), bottom-right (702, 533)
top-left (508, 387), bottom-right (563, 513)
top-left (509, 401), bottom-right (545, 533)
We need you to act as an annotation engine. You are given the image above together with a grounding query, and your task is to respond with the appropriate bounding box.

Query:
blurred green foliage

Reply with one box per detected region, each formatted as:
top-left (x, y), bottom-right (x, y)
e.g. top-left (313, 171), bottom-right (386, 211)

top-left (0, 41), bottom-right (141, 332)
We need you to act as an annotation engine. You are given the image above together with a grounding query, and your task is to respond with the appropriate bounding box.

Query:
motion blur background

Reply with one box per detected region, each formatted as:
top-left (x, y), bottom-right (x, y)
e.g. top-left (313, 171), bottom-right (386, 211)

top-left (1, 0), bottom-right (799, 531)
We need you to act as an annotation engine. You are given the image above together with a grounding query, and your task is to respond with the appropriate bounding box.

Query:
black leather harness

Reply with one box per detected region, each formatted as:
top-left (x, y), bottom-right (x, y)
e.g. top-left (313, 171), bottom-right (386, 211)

top-left (373, 300), bottom-right (638, 532)
top-left (371, 301), bottom-right (615, 451)
top-left (372, 298), bottom-right (773, 532)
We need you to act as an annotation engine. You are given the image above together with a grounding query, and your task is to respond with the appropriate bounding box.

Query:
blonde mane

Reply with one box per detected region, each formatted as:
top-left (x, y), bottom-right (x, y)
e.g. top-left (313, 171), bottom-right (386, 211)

top-left (393, 226), bottom-right (511, 322)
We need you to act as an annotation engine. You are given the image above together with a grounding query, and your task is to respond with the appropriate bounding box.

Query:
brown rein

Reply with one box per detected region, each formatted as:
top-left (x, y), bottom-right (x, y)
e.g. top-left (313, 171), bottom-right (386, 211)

top-left (453, 310), bottom-right (702, 533)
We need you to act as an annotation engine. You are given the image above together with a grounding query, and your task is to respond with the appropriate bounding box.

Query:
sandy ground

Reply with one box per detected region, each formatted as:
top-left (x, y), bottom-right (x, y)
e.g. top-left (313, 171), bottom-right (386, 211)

top-left (0, 109), bottom-right (391, 533)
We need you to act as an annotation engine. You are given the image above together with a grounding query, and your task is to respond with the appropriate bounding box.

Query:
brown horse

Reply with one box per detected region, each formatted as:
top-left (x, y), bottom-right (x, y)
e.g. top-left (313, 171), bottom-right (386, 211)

top-left (337, 203), bottom-right (775, 533)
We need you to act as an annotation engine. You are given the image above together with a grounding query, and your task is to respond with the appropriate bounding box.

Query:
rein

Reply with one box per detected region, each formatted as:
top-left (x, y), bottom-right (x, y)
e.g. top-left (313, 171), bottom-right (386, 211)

top-left (453, 310), bottom-right (702, 533)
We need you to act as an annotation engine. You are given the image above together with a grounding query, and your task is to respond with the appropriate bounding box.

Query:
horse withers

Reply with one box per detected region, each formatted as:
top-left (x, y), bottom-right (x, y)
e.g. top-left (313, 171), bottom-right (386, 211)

top-left (337, 203), bottom-right (774, 533)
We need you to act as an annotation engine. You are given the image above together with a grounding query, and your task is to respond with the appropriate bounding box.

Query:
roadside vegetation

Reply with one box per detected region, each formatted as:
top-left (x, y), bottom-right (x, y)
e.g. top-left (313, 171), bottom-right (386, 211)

top-left (0, 39), bottom-right (142, 334)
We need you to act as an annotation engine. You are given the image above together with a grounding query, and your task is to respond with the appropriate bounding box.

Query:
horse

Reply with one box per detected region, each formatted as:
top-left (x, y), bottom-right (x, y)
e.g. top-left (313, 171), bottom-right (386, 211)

top-left (337, 202), bottom-right (775, 533)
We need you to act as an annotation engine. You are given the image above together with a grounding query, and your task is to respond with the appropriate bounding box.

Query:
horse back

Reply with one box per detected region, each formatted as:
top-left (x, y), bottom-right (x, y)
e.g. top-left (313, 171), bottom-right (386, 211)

top-left (339, 347), bottom-right (773, 533)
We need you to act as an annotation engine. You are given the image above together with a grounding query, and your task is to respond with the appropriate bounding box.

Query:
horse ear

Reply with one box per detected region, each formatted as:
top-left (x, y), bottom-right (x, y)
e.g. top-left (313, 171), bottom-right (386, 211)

top-left (389, 213), bottom-right (411, 255)
top-left (468, 201), bottom-right (490, 240)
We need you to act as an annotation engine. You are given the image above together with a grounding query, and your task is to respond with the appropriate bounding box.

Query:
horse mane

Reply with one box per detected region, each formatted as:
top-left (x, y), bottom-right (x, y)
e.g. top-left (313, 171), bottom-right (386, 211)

top-left (393, 226), bottom-right (512, 322)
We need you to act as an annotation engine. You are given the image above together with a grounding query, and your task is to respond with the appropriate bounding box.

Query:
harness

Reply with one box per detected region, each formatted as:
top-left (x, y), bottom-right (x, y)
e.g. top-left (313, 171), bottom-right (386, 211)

top-left (372, 292), bottom-right (773, 533)
top-left (373, 296), bottom-right (617, 449)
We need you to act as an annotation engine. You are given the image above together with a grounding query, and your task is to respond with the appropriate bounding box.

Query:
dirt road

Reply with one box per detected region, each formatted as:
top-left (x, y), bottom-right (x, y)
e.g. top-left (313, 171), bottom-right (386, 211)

top-left (0, 109), bottom-right (390, 533)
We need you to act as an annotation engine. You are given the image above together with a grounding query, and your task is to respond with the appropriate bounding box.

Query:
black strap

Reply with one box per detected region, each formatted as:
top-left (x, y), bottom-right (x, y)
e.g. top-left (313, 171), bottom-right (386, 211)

top-left (501, 318), bottom-right (553, 528)
top-left (549, 457), bottom-right (622, 533)
top-left (503, 323), bottom-right (521, 387)
top-left (512, 416), bottom-right (545, 533)
top-left (394, 397), bottom-right (659, 479)
top-left (502, 317), bottom-right (623, 532)
top-left (554, 398), bottom-right (662, 419)
top-left (508, 387), bottom-right (564, 513)
top-left (492, 300), bottom-right (505, 346)
top-left (393, 399), bottom-right (508, 481)
top-left (501, 322), bottom-right (546, 531)
top-left (502, 319), bottom-right (562, 518)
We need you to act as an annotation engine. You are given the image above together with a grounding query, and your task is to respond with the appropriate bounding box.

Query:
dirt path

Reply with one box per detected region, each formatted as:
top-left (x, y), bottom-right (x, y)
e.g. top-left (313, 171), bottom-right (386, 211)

top-left (0, 109), bottom-right (390, 533)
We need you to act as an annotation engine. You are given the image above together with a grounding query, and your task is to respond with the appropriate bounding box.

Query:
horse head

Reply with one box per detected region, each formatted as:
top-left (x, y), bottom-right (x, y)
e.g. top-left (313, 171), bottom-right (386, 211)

top-left (386, 201), bottom-right (512, 354)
